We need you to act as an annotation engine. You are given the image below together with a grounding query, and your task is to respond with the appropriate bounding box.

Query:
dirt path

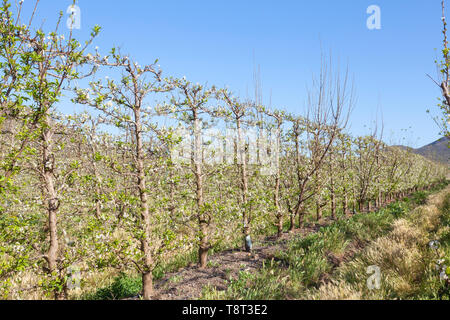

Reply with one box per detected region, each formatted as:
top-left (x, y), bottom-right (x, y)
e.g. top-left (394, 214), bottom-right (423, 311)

top-left (149, 192), bottom-right (432, 300)
top-left (152, 219), bottom-right (333, 300)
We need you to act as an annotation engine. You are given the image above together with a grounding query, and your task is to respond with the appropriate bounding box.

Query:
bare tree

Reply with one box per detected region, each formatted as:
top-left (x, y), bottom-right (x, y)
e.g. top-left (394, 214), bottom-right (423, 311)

top-left (289, 55), bottom-right (353, 228)
top-left (170, 79), bottom-right (217, 268)
top-left (428, 0), bottom-right (450, 137)
top-left (218, 90), bottom-right (255, 247)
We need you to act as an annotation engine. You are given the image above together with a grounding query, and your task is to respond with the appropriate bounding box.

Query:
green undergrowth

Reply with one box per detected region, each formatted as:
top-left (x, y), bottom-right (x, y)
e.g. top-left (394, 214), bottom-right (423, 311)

top-left (83, 183), bottom-right (448, 300)
top-left (201, 186), bottom-right (447, 300)
top-left (81, 247), bottom-right (200, 299)
top-left (81, 236), bottom-right (246, 300)
top-left (82, 272), bottom-right (142, 300)
top-left (303, 185), bottom-right (450, 300)
top-left (413, 192), bottom-right (450, 300)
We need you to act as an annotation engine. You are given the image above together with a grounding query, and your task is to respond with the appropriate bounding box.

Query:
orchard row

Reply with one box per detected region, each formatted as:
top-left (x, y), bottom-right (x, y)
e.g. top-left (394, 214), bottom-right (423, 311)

top-left (0, 1), bottom-right (446, 300)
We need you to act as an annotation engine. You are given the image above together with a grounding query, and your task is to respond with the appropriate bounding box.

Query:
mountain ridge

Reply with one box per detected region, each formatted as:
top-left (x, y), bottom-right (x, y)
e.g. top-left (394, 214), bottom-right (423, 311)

top-left (395, 137), bottom-right (450, 165)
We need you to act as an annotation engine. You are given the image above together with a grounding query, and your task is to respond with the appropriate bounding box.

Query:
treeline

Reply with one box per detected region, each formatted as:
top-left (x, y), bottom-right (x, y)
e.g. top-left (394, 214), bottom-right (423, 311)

top-left (0, 1), bottom-right (447, 300)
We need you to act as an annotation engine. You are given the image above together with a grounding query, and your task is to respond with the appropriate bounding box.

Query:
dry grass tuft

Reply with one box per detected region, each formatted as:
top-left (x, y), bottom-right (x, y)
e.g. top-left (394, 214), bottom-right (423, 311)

top-left (306, 186), bottom-right (450, 300)
top-left (308, 280), bottom-right (363, 300)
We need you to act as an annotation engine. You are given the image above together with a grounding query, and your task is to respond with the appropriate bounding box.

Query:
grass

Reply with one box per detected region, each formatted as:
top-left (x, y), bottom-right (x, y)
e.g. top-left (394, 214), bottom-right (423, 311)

top-left (79, 249), bottom-right (198, 300)
top-left (411, 191), bottom-right (428, 206)
top-left (83, 272), bottom-right (142, 300)
top-left (201, 186), bottom-right (447, 300)
top-left (304, 186), bottom-right (450, 300)
top-left (83, 183), bottom-right (450, 300)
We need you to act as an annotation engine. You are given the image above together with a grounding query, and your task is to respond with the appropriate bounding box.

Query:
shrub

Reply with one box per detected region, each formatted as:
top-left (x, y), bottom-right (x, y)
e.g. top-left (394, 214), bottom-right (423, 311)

top-left (412, 191), bottom-right (427, 205)
top-left (386, 202), bottom-right (405, 218)
top-left (84, 272), bottom-right (142, 300)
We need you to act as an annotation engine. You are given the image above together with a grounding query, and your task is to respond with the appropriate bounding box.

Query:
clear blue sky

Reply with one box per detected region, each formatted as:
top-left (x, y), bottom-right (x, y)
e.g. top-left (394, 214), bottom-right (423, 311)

top-left (20, 0), bottom-right (447, 147)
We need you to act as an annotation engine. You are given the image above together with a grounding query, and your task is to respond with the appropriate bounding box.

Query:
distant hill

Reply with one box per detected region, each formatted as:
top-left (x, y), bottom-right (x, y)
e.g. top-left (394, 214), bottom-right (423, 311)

top-left (395, 137), bottom-right (450, 165)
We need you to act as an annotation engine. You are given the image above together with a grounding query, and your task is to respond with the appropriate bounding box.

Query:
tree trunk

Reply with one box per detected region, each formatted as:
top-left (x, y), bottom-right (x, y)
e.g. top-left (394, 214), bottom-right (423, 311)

top-left (237, 120), bottom-right (251, 247)
top-left (298, 210), bottom-right (304, 228)
top-left (316, 201), bottom-right (322, 221)
top-left (343, 195), bottom-right (349, 217)
top-left (193, 114), bottom-right (209, 268)
top-left (296, 198), bottom-right (304, 229)
top-left (196, 175), bottom-right (209, 268)
top-left (89, 138), bottom-right (102, 219)
top-left (142, 272), bottom-right (153, 300)
top-left (274, 175), bottom-right (282, 236)
top-left (198, 239), bottom-right (209, 268)
top-left (331, 190), bottom-right (336, 219)
top-left (134, 107), bottom-right (153, 300)
top-left (274, 121), bottom-right (282, 237)
top-left (289, 209), bottom-right (295, 232)
top-left (42, 115), bottom-right (63, 300)
top-left (295, 195), bottom-right (305, 229)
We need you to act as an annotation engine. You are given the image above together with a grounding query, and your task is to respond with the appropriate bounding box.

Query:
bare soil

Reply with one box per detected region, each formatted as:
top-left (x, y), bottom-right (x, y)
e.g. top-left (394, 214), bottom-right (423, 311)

top-left (122, 192), bottom-right (437, 300)
top-left (151, 219), bottom-right (333, 300)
